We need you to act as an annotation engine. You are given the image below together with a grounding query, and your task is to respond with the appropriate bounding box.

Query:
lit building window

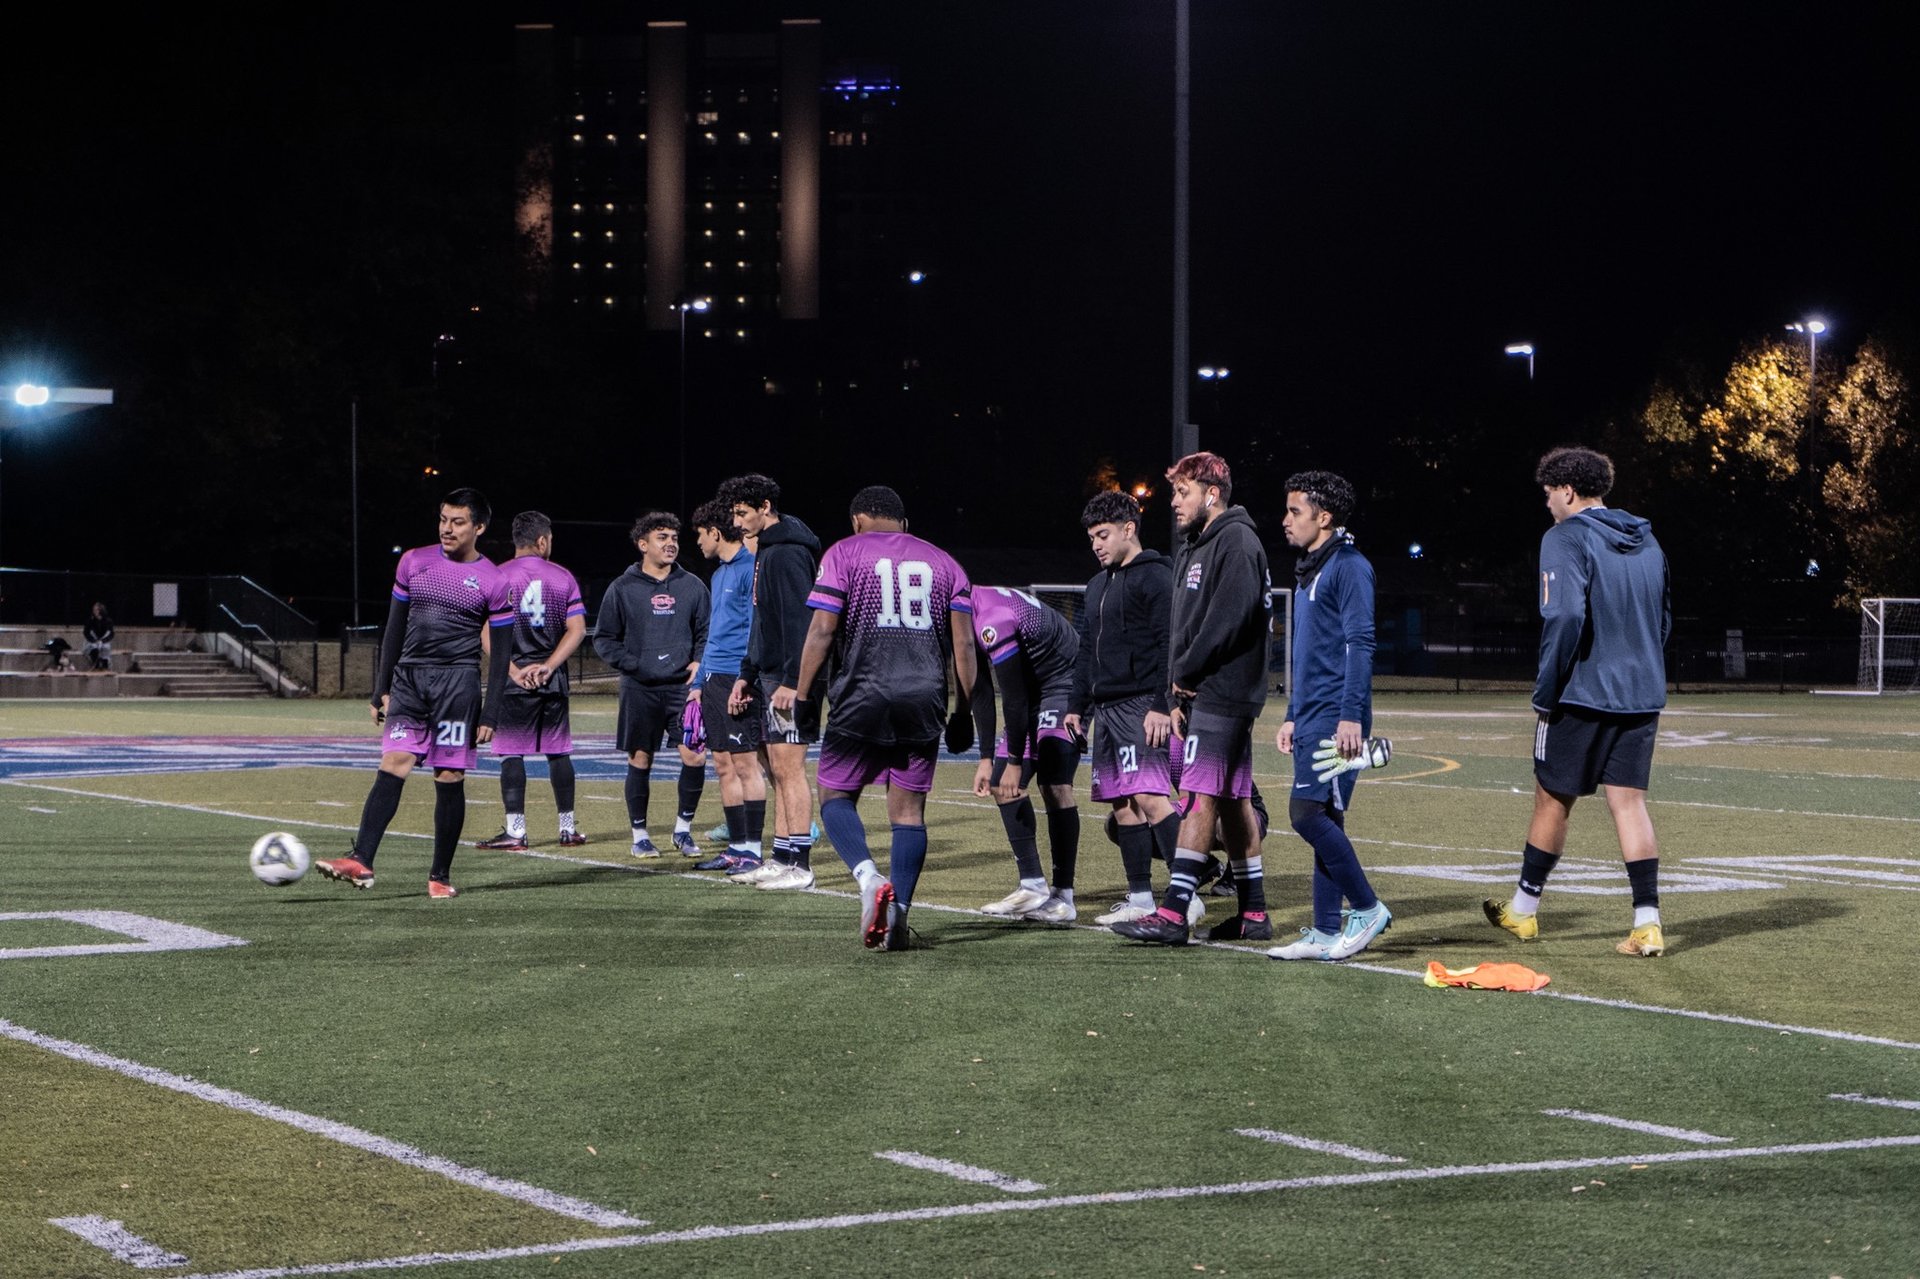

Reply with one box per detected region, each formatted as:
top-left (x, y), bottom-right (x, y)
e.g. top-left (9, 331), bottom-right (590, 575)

top-left (703, 132), bottom-right (716, 143)
top-left (735, 261), bottom-right (747, 270)
top-left (704, 202), bottom-right (713, 210)
top-left (736, 201), bottom-right (747, 210)
top-left (571, 133), bottom-right (583, 143)
top-left (704, 229), bottom-right (714, 238)
top-left (736, 131), bottom-right (750, 143)
top-left (573, 113), bottom-right (585, 122)
top-left (605, 231), bottom-right (615, 240)
top-left (735, 329), bottom-right (746, 338)
top-left (571, 263), bottom-right (582, 270)
top-left (771, 131), bottom-right (779, 139)
top-left (736, 229), bottom-right (746, 238)
top-left (604, 262), bottom-right (614, 269)
top-left (735, 295), bottom-right (746, 304)
top-left (636, 132), bottom-right (646, 141)
top-left (571, 231), bottom-right (582, 240)
top-left (604, 202), bottom-right (615, 211)
top-left (696, 111), bottom-right (719, 125)
top-left (604, 297), bottom-right (615, 306)
top-left (828, 131), bottom-right (853, 147)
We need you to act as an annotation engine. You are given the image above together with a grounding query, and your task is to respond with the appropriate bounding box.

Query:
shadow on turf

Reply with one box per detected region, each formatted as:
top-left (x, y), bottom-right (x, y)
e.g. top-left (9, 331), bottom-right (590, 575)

top-left (1557, 898), bottom-right (1852, 951)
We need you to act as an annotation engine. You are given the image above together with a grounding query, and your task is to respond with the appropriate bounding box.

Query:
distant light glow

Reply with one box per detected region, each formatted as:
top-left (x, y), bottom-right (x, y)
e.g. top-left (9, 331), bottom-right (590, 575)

top-left (908, 270), bottom-right (925, 284)
top-left (1806, 558), bottom-right (1821, 577)
top-left (1504, 343), bottom-right (1534, 356)
top-left (12, 384), bottom-right (51, 407)
top-left (1409, 542), bottom-right (1425, 560)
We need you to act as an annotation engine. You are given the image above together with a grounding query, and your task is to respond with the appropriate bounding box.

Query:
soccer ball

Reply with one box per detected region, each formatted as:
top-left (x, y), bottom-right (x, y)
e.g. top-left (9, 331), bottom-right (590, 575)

top-left (249, 831), bottom-right (310, 886)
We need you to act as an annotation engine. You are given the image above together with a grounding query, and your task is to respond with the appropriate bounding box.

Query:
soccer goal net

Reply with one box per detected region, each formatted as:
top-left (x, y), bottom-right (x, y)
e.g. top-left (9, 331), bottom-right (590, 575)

top-left (1856, 598), bottom-right (1920, 694)
top-left (1028, 583), bottom-right (1294, 694)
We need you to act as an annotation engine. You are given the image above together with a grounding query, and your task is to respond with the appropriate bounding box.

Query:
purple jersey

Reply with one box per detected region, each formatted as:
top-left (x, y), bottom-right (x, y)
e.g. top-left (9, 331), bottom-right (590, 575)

top-left (498, 555), bottom-right (585, 692)
top-left (807, 530), bottom-right (972, 744)
top-left (393, 546), bottom-right (513, 667)
top-left (971, 587), bottom-right (1078, 693)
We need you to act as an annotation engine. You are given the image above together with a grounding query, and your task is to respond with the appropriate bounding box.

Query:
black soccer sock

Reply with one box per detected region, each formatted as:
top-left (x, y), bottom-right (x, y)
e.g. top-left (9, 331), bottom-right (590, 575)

top-left (1045, 805), bottom-right (1080, 892)
top-left (1230, 853), bottom-right (1266, 916)
top-left (625, 765), bottom-right (650, 833)
top-left (998, 798), bottom-right (1044, 880)
top-left (1626, 857), bottom-right (1660, 910)
top-left (548, 755), bottom-right (576, 813)
top-left (890, 824), bottom-right (929, 910)
top-left (744, 798), bottom-right (767, 844)
top-left (1151, 812), bottom-right (1183, 864)
top-left (790, 833), bottom-right (814, 870)
top-left (499, 757), bottom-right (527, 817)
top-left (1159, 849), bottom-right (1208, 919)
top-left (724, 804), bottom-right (747, 846)
top-left (676, 763), bottom-right (705, 824)
top-left (430, 778), bottom-right (465, 882)
top-left (1116, 820), bottom-right (1156, 896)
top-left (353, 769), bottom-right (405, 867)
top-left (1518, 842), bottom-right (1561, 900)
top-left (1290, 798), bottom-right (1377, 915)
top-left (820, 797), bottom-right (869, 873)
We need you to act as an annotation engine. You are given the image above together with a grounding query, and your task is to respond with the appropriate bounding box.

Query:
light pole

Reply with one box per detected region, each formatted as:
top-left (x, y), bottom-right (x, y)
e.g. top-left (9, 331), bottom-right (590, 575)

top-left (1504, 342), bottom-right (1535, 380)
top-left (676, 297), bottom-right (710, 514)
top-left (3, 384), bottom-right (114, 620)
top-left (1785, 318), bottom-right (1828, 503)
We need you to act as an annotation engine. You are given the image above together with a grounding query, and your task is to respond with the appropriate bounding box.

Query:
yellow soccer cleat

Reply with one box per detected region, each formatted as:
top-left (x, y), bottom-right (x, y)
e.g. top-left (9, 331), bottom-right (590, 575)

top-left (1482, 897), bottom-right (1539, 941)
top-left (1616, 923), bottom-right (1665, 957)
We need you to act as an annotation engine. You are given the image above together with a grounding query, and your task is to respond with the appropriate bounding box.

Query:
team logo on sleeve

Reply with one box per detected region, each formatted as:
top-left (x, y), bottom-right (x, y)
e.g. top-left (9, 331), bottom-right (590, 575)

top-left (1185, 564), bottom-right (1204, 590)
top-left (980, 625), bottom-right (998, 646)
top-left (652, 593), bottom-right (676, 616)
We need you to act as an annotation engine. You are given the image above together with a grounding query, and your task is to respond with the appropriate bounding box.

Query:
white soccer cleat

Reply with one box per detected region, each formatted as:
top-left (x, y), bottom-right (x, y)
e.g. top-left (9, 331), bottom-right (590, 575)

top-left (1094, 901), bottom-right (1154, 926)
top-left (980, 885), bottom-right (1053, 917)
top-left (1022, 893), bottom-right (1078, 924)
top-left (728, 859), bottom-right (787, 885)
top-left (1267, 927), bottom-right (1340, 961)
top-left (755, 863), bottom-right (816, 891)
top-left (1186, 896), bottom-right (1207, 926)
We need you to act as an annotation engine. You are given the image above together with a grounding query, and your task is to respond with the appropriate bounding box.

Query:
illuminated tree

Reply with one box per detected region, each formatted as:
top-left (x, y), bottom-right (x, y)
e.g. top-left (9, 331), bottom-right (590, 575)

top-left (1820, 338), bottom-right (1919, 603)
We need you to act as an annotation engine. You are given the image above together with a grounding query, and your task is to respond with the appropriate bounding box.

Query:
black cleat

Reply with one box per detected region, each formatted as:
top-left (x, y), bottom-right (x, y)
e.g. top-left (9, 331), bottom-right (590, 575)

top-left (882, 902), bottom-right (915, 951)
top-left (475, 830), bottom-right (529, 851)
top-left (1205, 913), bottom-right (1273, 942)
top-left (1110, 912), bottom-right (1191, 946)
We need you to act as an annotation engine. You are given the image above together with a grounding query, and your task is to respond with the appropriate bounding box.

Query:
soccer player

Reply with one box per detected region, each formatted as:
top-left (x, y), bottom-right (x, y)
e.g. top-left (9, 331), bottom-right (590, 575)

top-left (1111, 452), bottom-right (1273, 946)
top-left (968, 586), bottom-right (1081, 923)
top-left (1267, 472), bottom-right (1393, 961)
top-left (475, 512), bottom-right (589, 851)
top-left (720, 473), bottom-right (825, 889)
top-left (593, 512), bottom-right (710, 858)
top-left (1059, 491), bottom-right (1192, 927)
top-left (1485, 446), bottom-right (1673, 956)
top-left (793, 485), bottom-right (976, 950)
top-left (687, 498), bottom-right (770, 874)
top-left (316, 488), bottom-right (514, 898)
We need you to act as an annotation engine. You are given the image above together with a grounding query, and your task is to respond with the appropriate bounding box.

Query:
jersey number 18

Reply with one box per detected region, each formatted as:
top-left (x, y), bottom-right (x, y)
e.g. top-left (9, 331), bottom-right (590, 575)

top-left (873, 559), bottom-right (934, 631)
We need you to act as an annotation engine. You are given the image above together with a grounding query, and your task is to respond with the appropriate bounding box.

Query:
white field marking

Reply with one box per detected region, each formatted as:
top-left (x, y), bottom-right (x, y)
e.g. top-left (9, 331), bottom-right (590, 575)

top-left (1373, 711), bottom-right (1534, 719)
top-left (49, 1215), bottom-right (190, 1269)
top-left (11, 779), bottom-right (1920, 1055)
top-left (167, 1134), bottom-right (1920, 1279)
top-left (0, 911), bottom-right (248, 961)
top-left (1540, 1108), bottom-right (1731, 1144)
top-left (1370, 863), bottom-right (1780, 894)
top-left (1690, 854), bottom-right (1920, 884)
top-left (1831, 1092), bottom-right (1920, 1112)
top-left (1233, 1128), bottom-right (1406, 1164)
top-left (1376, 778), bottom-right (1920, 825)
top-left (0, 1019), bottom-right (646, 1229)
top-left (314, 800), bottom-right (347, 807)
top-left (874, 1150), bottom-right (1046, 1192)
top-left (28, 805), bottom-right (58, 813)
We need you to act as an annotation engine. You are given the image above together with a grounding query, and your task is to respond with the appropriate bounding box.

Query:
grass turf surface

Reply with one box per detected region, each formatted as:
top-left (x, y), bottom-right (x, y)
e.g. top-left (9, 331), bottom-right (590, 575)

top-left (2, 693), bottom-right (1918, 1277)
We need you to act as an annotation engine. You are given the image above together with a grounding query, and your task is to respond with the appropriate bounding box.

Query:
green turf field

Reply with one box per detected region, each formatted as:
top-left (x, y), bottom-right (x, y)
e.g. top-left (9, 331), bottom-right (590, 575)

top-left (3, 694), bottom-right (1917, 1278)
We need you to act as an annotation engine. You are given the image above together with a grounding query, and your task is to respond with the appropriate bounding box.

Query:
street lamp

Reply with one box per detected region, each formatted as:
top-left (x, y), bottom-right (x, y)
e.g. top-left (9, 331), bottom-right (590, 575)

top-left (3, 383), bottom-right (115, 619)
top-left (1504, 342), bottom-right (1535, 380)
top-left (1785, 318), bottom-right (1828, 502)
top-left (676, 298), bottom-right (710, 514)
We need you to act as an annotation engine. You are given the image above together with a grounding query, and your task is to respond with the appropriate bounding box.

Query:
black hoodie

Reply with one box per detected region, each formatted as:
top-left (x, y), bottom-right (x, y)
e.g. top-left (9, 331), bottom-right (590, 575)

top-left (740, 514), bottom-right (823, 689)
top-left (1535, 506), bottom-right (1670, 714)
top-left (594, 562), bottom-right (710, 688)
top-left (1069, 549), bottom-right (1173, 716)
top-left (1169, 506), bottom-right (1272, 717)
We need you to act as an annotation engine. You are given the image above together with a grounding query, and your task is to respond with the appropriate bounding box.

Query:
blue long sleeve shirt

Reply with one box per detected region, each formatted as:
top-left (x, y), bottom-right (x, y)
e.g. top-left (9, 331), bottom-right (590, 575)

top-left (700, 546), bottom-right (755, 681)
top-left (1283, 542), bottom-right (1374, 733)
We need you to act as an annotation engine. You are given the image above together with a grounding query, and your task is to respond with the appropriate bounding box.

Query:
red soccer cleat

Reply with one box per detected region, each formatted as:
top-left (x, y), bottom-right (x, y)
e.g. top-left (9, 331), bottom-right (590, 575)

top-left (427, 880), bottom-right (460, 900)
top-left (861, 880), bottom-right (896, 949)
top-left (557, 830), bottom-right (588, 847)
top-left (314, 856), bottom-right (375, 889)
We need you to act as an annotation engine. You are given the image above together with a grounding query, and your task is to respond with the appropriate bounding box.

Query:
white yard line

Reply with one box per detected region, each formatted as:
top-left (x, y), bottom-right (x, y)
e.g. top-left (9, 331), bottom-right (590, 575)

top-left (1376, 778), bottom-right (1920, 824)
top-left (0, 910), bottom-right (247, 961)
top-left (1, 1019), bottom-right (645, 1229)
top-left (49, 1216), bottom-right (190, 1270)
top-left (1233, 1128), bottom-right (1405, 1163)
top-left (1539, 1108), bottom-right (1730, 1144)
top-left (874, 1150), bottom-right (1046, 1192)
top-left (167, 1133), bottom-right (1920, 1279)
top-left (1830, 1092), bottom-right (1920, 1112)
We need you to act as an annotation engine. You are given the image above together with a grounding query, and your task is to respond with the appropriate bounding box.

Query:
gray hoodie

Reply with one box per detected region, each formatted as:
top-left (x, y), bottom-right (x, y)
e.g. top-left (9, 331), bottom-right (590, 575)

top-left (1534, 506), bottom-right (1670, 715)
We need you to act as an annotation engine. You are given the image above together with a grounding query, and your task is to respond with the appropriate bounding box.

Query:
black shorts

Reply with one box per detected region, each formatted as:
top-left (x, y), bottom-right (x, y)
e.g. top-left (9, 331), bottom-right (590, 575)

top-left (617, 682), bottom-right (686, 756)
top-left (384, 664), bottom-right (482, 770)
top-left (490, 689), bottom-right (572, 757)
top-left (1090, 694), bottom-right (1173, 803)
top-left (990, 735), bottom-right (1081, 790)
top-left (700, 672), bottom-right (762, 754)
top-left (1534, 707), bottom-right (1659, 796)
top-left (760, 674), bottom-right (821, 746)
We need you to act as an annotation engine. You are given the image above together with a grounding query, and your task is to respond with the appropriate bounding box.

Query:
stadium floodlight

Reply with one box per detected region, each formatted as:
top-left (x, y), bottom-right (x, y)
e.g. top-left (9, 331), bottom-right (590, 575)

top-left (1196, 366), bottom-right (1229, 380)
top-left (13, 384), bottom-right (50, 407)
top-left (3, 381), bottom-right (114, 621)
top-left (1504, 342), bottom-right (1535, 379)
top-left (907, 270), bottom-right (925, 284)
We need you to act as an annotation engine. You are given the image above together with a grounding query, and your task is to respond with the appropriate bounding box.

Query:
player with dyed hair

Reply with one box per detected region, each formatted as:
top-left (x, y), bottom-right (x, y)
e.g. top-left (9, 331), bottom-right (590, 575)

top-left (1111, 452), bottom-right (1275, 945)
top-left (1486, 446), bottom-right (1673, 956)
top-left (687, 498), bottom-right (769, 873)
top-left (594, 512), bottom-right (710, 858)
top-left (968, 586), bottom-right (1081, 923)
top-left (475, 512), bottom-right (589, 852)
top-left (720, 473), bottom-right (826, 888)
top-left (1269, 471), bottom-right (1394, 960)
top-left (793, 485), bottom-right (977, 950)
top-left (316, 488), bottom-right (514, 898)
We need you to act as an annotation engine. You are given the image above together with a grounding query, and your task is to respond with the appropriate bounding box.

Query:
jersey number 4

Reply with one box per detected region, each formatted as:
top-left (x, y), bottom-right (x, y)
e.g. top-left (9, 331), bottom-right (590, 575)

top-left (873, 558), bottom-right (935, 631)
top-left (519, 580), bottom-right (547, 630)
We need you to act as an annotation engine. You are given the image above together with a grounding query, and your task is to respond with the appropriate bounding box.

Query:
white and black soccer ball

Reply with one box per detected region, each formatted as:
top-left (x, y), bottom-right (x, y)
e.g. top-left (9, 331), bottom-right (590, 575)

top-left (249, 831), bottom-right (310, 885)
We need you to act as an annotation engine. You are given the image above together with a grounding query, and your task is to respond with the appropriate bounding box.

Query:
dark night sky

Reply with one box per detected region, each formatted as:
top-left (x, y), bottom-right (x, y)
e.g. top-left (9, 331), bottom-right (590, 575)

top-left (4, 1), bottom-right (1915, 616)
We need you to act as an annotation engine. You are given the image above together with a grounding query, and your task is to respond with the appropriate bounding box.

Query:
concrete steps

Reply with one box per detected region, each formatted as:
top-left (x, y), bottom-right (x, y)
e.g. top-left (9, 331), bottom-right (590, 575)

top-left (0, 629), bottom-right (277, 698)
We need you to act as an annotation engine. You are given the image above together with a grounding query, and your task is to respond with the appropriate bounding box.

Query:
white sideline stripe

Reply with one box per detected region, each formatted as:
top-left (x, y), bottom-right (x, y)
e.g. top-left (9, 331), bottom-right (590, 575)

top-left (50, 1215), bottom-right (190, 1269)
top-left (1234, 1128), bottom-right (1406, 1163)
top-left (169, 1134), bottom-right (1920, 1279)
top-left (0, 910), bottom-right (248, 961)
top-left (11, 781), bottom-right (1920, 1055)
top-left (1540, 1108), bottom-right (1730, 1144)
top-left (1375, 778), bottom-right (1920, 824)
top-left (0, 1019), bottom-right (646, 1229)
top-left (28, 805), bottom-right (58, 813)
top-left (1831, 1092), bottom-right (1920, 1112)
top-left (874, 1150), bottom-right (1046, 1192)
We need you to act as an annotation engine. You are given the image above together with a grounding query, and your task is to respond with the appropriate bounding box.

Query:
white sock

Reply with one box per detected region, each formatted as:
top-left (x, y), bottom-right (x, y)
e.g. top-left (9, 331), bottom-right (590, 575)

top-left (1634, 906), bottom-right (1661, 928)
top-left (744, 838), bottom-right (762, 855)
top-left (853, 860), bottom-right (882, 891)
top-left (631, 825), bottom-right (649, 845)
top-left (674, 815), bottom-right (692, 834)
top-left (1128, 890), bottom-right (1154, 910)
top-left (1509, 888), bottom-right (1541, 917)
top-left (505, 813), bottom-right (526, 838)
top-left (557, 811), bottom-right (575, 834)
top-left (1057, 887), bottom-right (1074, 905)
top-left (1019, 876), bottom-right (1048, 894)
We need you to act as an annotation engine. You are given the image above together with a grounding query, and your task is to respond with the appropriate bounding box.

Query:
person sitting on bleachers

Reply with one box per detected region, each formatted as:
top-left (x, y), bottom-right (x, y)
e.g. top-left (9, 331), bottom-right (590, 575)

top-left (83, 602), bottom-right (115, 671)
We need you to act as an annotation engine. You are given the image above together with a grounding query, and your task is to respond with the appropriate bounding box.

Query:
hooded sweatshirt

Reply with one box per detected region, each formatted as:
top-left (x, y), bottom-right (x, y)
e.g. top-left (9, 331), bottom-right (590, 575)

top-left (1069, 549), bottom-right (1172, 715)
top-left (1169, 506), bottom-right (1272, 717)
top-left (740, 514), bottom-right (823, 689)
top-left (594, 561), bottom-right (710, 688)
top-left (1534, 506), bottom-right (1670, 715)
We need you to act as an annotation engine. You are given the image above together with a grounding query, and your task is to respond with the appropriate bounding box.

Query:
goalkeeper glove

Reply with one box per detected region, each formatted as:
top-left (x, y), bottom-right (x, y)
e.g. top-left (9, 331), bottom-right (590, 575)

top-left (1311, 736), bottom-right (1392, 783)
top-left (944, 709), bottom-right (975, 756)
top-left (681, 697), bottom-right (707, 752)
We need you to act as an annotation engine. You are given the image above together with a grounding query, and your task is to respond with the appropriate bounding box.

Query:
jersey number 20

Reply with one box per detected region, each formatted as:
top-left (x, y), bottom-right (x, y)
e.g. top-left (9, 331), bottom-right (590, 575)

top-left (873, 558), bottom-right (934, 631)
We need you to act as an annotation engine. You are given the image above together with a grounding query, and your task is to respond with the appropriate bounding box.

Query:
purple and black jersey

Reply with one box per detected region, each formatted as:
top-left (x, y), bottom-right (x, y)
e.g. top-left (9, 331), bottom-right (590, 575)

top-left (807, 530), bottom-right (972, 745)
top-left (393, 546), bottom-right (513, 667)
top-left (498, 555), bottom-right (585, 694)
top-left (971, 587), bottom-right (1077, 693)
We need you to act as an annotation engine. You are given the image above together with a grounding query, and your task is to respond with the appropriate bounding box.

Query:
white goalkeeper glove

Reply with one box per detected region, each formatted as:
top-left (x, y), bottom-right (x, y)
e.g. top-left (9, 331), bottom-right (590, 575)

top-left (1311, 736), bottom-right (1392, 783)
